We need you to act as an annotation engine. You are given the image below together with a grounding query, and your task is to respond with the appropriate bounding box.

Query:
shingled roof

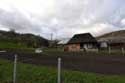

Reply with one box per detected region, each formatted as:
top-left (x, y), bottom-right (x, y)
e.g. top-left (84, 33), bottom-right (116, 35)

top-left (67, 33), bottom-right (97, 44)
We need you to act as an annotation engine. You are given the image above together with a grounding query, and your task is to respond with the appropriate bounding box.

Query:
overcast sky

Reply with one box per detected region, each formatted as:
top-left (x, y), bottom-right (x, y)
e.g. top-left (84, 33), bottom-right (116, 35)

top-left (0, 0), bottom-right (125, 39)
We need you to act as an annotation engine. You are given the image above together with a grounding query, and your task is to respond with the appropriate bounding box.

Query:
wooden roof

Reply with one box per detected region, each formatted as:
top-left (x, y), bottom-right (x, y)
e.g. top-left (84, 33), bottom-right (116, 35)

top-left (67, 33), bottom-right (97, 44)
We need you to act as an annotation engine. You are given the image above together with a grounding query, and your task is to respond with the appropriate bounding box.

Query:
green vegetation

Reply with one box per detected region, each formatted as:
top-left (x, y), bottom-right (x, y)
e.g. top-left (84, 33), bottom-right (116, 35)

top-left (0, 42), bottom-right (27, 49)
top-left (0, 58), bottom-right (125, 83)
top-left (0, 42), bottom-right (35, 53)
top-left (42, 47), bottom-right (124, 56)
top-left (0, 30), bottom-right (49, 48)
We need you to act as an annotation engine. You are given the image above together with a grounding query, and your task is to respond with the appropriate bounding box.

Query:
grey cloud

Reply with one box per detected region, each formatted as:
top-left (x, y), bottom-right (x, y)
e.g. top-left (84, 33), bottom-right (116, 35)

top-left (0, 0), bottom-right (125, 39)
top-left (0, 8), bottom-right (31, 30)
top-left (0, 7), bottom-right (45, 35)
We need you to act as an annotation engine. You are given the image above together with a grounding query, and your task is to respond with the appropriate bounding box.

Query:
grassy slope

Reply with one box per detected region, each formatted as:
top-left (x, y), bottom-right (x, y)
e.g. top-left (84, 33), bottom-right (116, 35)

top-left (0, 42), bottom-right (27, 49)
top-left (0, 42), bottom-right (35, 53)
top-left (0, 58), bottom-right (125, 83)
top-left (0, 30), bottom-right (49, 48)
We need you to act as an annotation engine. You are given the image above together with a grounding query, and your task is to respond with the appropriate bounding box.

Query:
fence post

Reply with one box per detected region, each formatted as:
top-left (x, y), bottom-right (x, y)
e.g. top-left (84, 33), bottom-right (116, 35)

top-left (108, 47), bottom-right (111, 55)
top-left (58, 57), bottom-right (61, 83)
top-left (97, 48), bottom-right (99, 53)
top-left (122, 48), bottom-right (124, 56)
top-left (13, 54), bottom-right (17, 83)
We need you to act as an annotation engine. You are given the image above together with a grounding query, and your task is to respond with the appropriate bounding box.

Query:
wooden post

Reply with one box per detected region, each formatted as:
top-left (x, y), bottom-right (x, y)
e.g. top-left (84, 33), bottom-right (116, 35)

top-left (122, 48), bottom-right (124, 56)
top-left (58, 58), bottom-right (61, 83)
top-left (97, 48), bottom-right (99, 53)
top-left (108, 46), bottom-right (111, 55)
top-left (13, 54), bottom-right (17, 83)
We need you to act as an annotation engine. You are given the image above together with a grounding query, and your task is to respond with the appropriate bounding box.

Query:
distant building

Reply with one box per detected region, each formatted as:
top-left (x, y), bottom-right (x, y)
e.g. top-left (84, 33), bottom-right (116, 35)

top-left (98, 37), bottom-right (125, 48)
top-left (57, 38), bottom-right (70, 51)
top-left (66, 33), bottom-right (98, 51)
top-left (58, 38), bottom-right (70, 45)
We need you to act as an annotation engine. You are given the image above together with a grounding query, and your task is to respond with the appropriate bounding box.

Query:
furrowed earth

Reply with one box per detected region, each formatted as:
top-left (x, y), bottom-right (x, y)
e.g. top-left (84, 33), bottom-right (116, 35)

top-left (0, 49), bottom-right (125, 75)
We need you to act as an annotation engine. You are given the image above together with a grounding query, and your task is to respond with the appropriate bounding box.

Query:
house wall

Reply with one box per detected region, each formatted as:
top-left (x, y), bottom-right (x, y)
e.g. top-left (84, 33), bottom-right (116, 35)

top-left (67, 44), bottom-right (80, 51)
top-left (66, 43), bottom-right (98, 51)
top-left (110, 43), bottom-right (125, 48)
top-left (100, 42), bottom-right (108, 48)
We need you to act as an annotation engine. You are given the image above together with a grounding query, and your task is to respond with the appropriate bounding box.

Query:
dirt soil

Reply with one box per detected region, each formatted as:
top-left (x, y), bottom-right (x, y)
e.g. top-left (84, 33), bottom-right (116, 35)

top-left (0, 49), bottom-right (125, 75)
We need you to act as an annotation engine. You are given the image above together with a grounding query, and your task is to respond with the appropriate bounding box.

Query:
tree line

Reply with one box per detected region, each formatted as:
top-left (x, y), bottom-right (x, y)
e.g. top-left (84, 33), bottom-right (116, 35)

top-left (0, 30), bottom-right (49, 48)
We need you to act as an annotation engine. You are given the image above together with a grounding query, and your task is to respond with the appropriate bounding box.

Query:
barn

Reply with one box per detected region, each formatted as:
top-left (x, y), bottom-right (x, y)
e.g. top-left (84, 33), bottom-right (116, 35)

top-left (66, 33), bottom-right (98, 51)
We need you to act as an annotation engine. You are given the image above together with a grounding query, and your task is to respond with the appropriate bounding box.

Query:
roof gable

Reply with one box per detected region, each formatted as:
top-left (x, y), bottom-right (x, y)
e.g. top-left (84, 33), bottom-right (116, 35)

top-left (67, 33), bottom-right (97, 44)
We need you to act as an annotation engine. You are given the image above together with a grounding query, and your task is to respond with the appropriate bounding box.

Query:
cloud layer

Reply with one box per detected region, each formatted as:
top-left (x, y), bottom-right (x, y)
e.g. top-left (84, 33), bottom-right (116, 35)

top-left (0, 0), bottom-right (125, 39)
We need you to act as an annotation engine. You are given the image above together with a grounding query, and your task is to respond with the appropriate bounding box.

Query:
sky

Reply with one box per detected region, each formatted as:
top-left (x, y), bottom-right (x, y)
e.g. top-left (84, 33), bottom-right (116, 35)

top-left (0, 0), bottom-right (125, 39)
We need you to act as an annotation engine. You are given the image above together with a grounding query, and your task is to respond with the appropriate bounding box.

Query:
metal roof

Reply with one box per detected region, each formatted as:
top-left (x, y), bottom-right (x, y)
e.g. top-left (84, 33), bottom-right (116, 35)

top-left (58, 38), bottom-right (70, 44)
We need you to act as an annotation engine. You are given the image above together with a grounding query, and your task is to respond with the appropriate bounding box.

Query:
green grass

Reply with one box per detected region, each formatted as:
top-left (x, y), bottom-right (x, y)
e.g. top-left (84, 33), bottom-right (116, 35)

top-left (0, 42), bottom-right (35, 53)
top-left (0, 42), bottom-right (27, 49)
top-left (0, 58), bottom-right (125, 83)
top-left (43, 47), bottom-right (125, 56)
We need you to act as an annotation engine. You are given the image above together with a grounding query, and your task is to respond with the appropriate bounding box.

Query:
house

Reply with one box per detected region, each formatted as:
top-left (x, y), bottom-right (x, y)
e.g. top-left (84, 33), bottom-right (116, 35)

top-left (58, 38), bottom-right (70, 45)
top-left (98, 37), bottom-right (125, 49)
top-left (56, 38), bottom-right (70, 51)
top-left (57, 38), bottom-right (70, 48)
top-left (66, 33), bottom-right (98, 51)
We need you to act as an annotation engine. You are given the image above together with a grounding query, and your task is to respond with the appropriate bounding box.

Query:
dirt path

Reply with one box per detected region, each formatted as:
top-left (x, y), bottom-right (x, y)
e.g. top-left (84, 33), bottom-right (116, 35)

top-left (0, 49), bottom-right (125, 75)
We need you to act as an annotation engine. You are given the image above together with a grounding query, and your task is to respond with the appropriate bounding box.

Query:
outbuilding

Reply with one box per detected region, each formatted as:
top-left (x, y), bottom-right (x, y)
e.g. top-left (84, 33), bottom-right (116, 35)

top-left (99, 37), bottom-right (125, 49)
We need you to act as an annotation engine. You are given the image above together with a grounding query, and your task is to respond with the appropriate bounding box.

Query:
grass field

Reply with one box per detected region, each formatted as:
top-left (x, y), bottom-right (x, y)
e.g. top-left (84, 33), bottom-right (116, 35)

top-left (0, 42), bottom-right (27, 49)
top-left (0, 42), bottom-right (35, 54)
top-left (0, 58), bottom-right (125, 83)
top-left (43, 46), bottom-right (125, 56)
top-left (0, 41), bottom-right (124, 56)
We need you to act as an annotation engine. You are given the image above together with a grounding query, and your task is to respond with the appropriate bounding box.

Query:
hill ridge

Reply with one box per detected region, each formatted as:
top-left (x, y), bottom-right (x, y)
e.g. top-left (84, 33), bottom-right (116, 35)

top-left (0, 30), bottom-right (49, 48)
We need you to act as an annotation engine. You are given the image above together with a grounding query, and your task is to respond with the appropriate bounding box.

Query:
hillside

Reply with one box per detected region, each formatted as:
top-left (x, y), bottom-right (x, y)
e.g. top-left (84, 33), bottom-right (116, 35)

top-left (0, 30), bottom-right (49, 48)
top-left (97, 30), bottom-right (125, 39)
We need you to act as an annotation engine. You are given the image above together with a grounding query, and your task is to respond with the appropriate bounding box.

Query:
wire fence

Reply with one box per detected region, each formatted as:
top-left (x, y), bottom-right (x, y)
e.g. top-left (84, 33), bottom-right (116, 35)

top-left (11, 48), bottom-right (125, 83)
top-left (12, 55), bottom-right (62, 83)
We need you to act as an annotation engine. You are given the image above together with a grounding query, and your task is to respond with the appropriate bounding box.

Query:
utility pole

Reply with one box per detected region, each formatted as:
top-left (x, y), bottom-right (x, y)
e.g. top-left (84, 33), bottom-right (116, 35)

top-left (51, 33), bottom-right (53, 41)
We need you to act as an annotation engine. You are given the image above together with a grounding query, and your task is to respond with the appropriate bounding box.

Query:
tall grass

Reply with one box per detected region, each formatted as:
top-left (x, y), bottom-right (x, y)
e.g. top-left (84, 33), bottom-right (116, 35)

top-left (0, 58), bottom-right (125, 83)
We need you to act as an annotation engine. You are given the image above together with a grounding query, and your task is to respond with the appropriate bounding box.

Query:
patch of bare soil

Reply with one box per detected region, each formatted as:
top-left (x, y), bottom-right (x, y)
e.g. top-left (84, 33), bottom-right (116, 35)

top-left (0, 49), bottom-right (125, 75)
